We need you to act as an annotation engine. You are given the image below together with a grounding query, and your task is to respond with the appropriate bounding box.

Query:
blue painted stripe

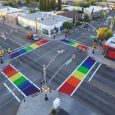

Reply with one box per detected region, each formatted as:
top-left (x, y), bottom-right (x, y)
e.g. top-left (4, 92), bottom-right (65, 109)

top-left (18, 81), bottom-right (32, 91)
top-left (22, 85), bottom-right (39, 96)
top-left (61, 39), bottom-right (71, 43)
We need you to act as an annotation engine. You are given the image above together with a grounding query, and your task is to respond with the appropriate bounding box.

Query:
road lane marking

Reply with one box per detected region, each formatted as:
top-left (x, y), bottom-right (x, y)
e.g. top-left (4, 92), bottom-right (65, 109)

top-left (4, 83), bottom-right (21, 102)
top-left (47, 57), bottom-right (73, 85)
top-left (88, 63), bottom-right (102, 82)
top-left (57, 56), bottom-right (97, 96)
top-left (12, 43), bottom-right (30, 52)
top-left (2, 65), bottom-right (40, 97)
top-left (6, 36), bottom-right (23, 46)
top-left (0, 35), bottom-right (7, 39)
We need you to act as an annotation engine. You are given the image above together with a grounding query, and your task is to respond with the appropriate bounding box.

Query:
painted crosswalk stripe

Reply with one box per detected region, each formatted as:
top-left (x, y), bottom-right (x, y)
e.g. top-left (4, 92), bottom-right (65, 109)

top-left (57, 56), bottom-right (96, 96)
top-left (60, 39), bottom-right (88, 51)
top-left (11, 39), bottom-right (50, 59)
top-left (2, 65), bottom-right (40, 97)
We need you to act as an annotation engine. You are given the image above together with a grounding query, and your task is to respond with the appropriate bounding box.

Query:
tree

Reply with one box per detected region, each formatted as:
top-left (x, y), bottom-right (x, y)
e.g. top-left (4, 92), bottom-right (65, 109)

top-left (73, 2), bottom-right (90, 13)
top-left (96, 28), bottom-right (113, 42)
top-left (39, 0), bottom-right (56, 11)
top-left (25, 0), bottom-right (30, 6)
top-left (58, 0), bottom-right (62, 10)
top-left (63, 22), bottom-right (73, 33)
top-left (111, 17), bottom-right (115, 30)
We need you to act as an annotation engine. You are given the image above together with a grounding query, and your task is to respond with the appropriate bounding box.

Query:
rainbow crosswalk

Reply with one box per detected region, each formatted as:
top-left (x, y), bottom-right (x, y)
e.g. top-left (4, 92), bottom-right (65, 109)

top-left (2, 65), bottom-right (40, 96)
top-left (60, 39), bottom-right (88, 51)
top-left (57, 56), bottom-right (96, 96)
top-left (11, 39), bottom-right (50, 59)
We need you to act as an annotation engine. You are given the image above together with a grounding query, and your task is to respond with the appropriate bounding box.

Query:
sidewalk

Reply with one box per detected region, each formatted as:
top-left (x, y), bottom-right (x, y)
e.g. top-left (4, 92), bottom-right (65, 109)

top-left (88, 46), bottom-right (115, 69)
top-left (16, 90), bottom-right (96, 115)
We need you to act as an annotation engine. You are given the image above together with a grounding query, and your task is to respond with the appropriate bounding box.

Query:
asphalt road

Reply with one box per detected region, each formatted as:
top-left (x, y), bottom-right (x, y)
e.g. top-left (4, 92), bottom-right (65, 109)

top-left (68, 11), bottom-right (115, 47)
top-left (0, 14), bottom-right (115, 115)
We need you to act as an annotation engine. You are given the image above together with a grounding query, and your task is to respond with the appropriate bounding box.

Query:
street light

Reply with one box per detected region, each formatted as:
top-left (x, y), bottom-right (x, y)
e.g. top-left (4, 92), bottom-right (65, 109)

top-left (42, 50), bottom-right (64, 101)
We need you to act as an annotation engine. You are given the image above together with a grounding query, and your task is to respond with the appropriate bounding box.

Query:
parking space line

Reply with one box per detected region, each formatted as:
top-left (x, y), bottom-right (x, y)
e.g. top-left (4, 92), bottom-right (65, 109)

top-left (4, 83), bottom-right (20, 102)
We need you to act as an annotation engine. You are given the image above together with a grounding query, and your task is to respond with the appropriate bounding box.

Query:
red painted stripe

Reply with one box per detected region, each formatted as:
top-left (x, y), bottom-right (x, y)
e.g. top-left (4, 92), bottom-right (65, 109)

top-left (66, 76), bottom-right (81, 88)
top-left (3, 65), bottom-right (17, 77)
top-left (36, 40), bottom-right (49, 46)
top-left (77, 44), bottom-right (88, 51)
top-left (58, 82), bottom-right (75, 95)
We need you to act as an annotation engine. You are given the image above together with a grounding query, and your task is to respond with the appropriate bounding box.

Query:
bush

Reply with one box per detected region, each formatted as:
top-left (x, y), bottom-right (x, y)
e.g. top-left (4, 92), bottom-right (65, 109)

top-left (3, 2), bottom-right (18, 7)
top-left (29, 8), bottom-right (37, 13)
top-left (75, 21), bottom-right (82, 26)
top-left (63, 21), bottom-right (73, 31)
top-left (63, 9), bottom-right (69, 11)
top-left (77, 10), bottom-right (83, 14)
top-left (51, 109), bottom-right (57, 115)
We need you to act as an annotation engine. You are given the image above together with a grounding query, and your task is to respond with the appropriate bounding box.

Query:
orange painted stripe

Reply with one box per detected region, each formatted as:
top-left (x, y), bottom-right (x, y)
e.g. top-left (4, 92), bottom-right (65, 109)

top-left (66, 76), bottom-right (81, 87)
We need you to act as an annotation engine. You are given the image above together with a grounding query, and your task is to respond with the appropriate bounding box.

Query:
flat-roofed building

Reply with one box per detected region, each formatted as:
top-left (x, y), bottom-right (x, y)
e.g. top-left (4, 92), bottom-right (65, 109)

top-left (18, 12), bottom-right (73, 37)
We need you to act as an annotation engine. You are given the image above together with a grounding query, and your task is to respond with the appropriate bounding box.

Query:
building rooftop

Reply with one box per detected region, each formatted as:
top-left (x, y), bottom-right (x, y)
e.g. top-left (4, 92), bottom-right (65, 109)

top-left (0, 6), bottom-right (23, 13)
top-left (18, 12), bottom-right (72, 27)
top-left (57, 11), bottom-right (80, 19)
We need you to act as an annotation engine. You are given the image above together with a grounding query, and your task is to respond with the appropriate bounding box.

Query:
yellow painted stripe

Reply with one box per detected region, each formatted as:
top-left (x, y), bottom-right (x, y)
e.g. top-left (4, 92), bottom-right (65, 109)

top-left (9, 72), bottom-right (22, 82)
top-left (30, 44), bottom-right (38, 49)
top-left (72, 71), bottom-right (85, 80)
top-left (72, 43), bottom-right (79, 47)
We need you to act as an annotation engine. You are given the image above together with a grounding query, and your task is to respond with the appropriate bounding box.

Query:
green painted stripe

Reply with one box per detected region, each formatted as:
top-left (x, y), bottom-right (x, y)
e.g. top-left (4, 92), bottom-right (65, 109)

top-left (13, 76), bottom-right (27, 86)
top-left (69, 41), bottom-right (76, 45)
top-left (24, 46), bottom-right (33, 51)
top-left (77, 66), bottom-right (89, 74)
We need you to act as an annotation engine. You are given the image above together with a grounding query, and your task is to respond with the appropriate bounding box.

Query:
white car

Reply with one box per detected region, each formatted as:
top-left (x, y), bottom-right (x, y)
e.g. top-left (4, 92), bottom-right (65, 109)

top-left (33, 34), bottom-right (39, 40)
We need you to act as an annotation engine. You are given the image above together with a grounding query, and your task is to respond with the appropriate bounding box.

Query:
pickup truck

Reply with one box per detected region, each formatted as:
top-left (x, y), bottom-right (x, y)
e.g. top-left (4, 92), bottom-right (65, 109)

top-left (25, 33), bottom-right (39, 40)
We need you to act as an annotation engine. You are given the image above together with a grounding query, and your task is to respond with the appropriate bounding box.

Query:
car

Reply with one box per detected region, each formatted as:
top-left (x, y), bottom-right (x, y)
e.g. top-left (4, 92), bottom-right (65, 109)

top-left (25, 33), bottom-right (39, 40)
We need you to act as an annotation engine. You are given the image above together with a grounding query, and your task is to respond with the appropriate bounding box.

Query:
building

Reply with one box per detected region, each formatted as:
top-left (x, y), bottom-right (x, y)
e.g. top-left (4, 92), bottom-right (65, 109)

top-left (57, 10), bottom-right (80, 20)
top-left (0, 6), bottom-right (23, 17)
top-left (18, 12), bottom-right (73, 37)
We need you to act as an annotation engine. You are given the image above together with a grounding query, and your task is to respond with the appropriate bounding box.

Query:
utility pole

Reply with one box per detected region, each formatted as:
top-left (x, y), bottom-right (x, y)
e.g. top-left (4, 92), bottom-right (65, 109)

top-left (42, 50), bottom-right (64, 101)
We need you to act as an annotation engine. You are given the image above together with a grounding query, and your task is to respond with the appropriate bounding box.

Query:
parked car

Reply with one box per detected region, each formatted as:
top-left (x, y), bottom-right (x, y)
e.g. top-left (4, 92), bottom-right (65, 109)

top-left (25, 33), bottom-right (39, 40)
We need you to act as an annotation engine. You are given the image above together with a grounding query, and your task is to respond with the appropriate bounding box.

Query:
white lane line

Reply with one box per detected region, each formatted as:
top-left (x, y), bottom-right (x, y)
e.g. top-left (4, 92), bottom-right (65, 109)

top-left (12, 43), bottom-right (30, 52)
top-left (6, 37), bottom-right (22, 46)
top-left (47, 58), bottom-right (73, 85)
top-left (57, 56), bottom-right (89, 91)
top-left (88, 63), bottom-right (102, 82)
top-left (0, 35), bottom-right (7, 39)
top-left (4, 83), bottom-right (20, 102)
top-left (71, 61), bottom-right (97, 96)
top-left (2, 71), bottom-right (27, 97)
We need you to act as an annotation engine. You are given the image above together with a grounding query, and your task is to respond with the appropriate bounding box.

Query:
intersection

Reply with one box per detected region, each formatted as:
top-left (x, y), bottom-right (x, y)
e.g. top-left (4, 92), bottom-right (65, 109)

top-left (0, 19), bottom-right (115, 115)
